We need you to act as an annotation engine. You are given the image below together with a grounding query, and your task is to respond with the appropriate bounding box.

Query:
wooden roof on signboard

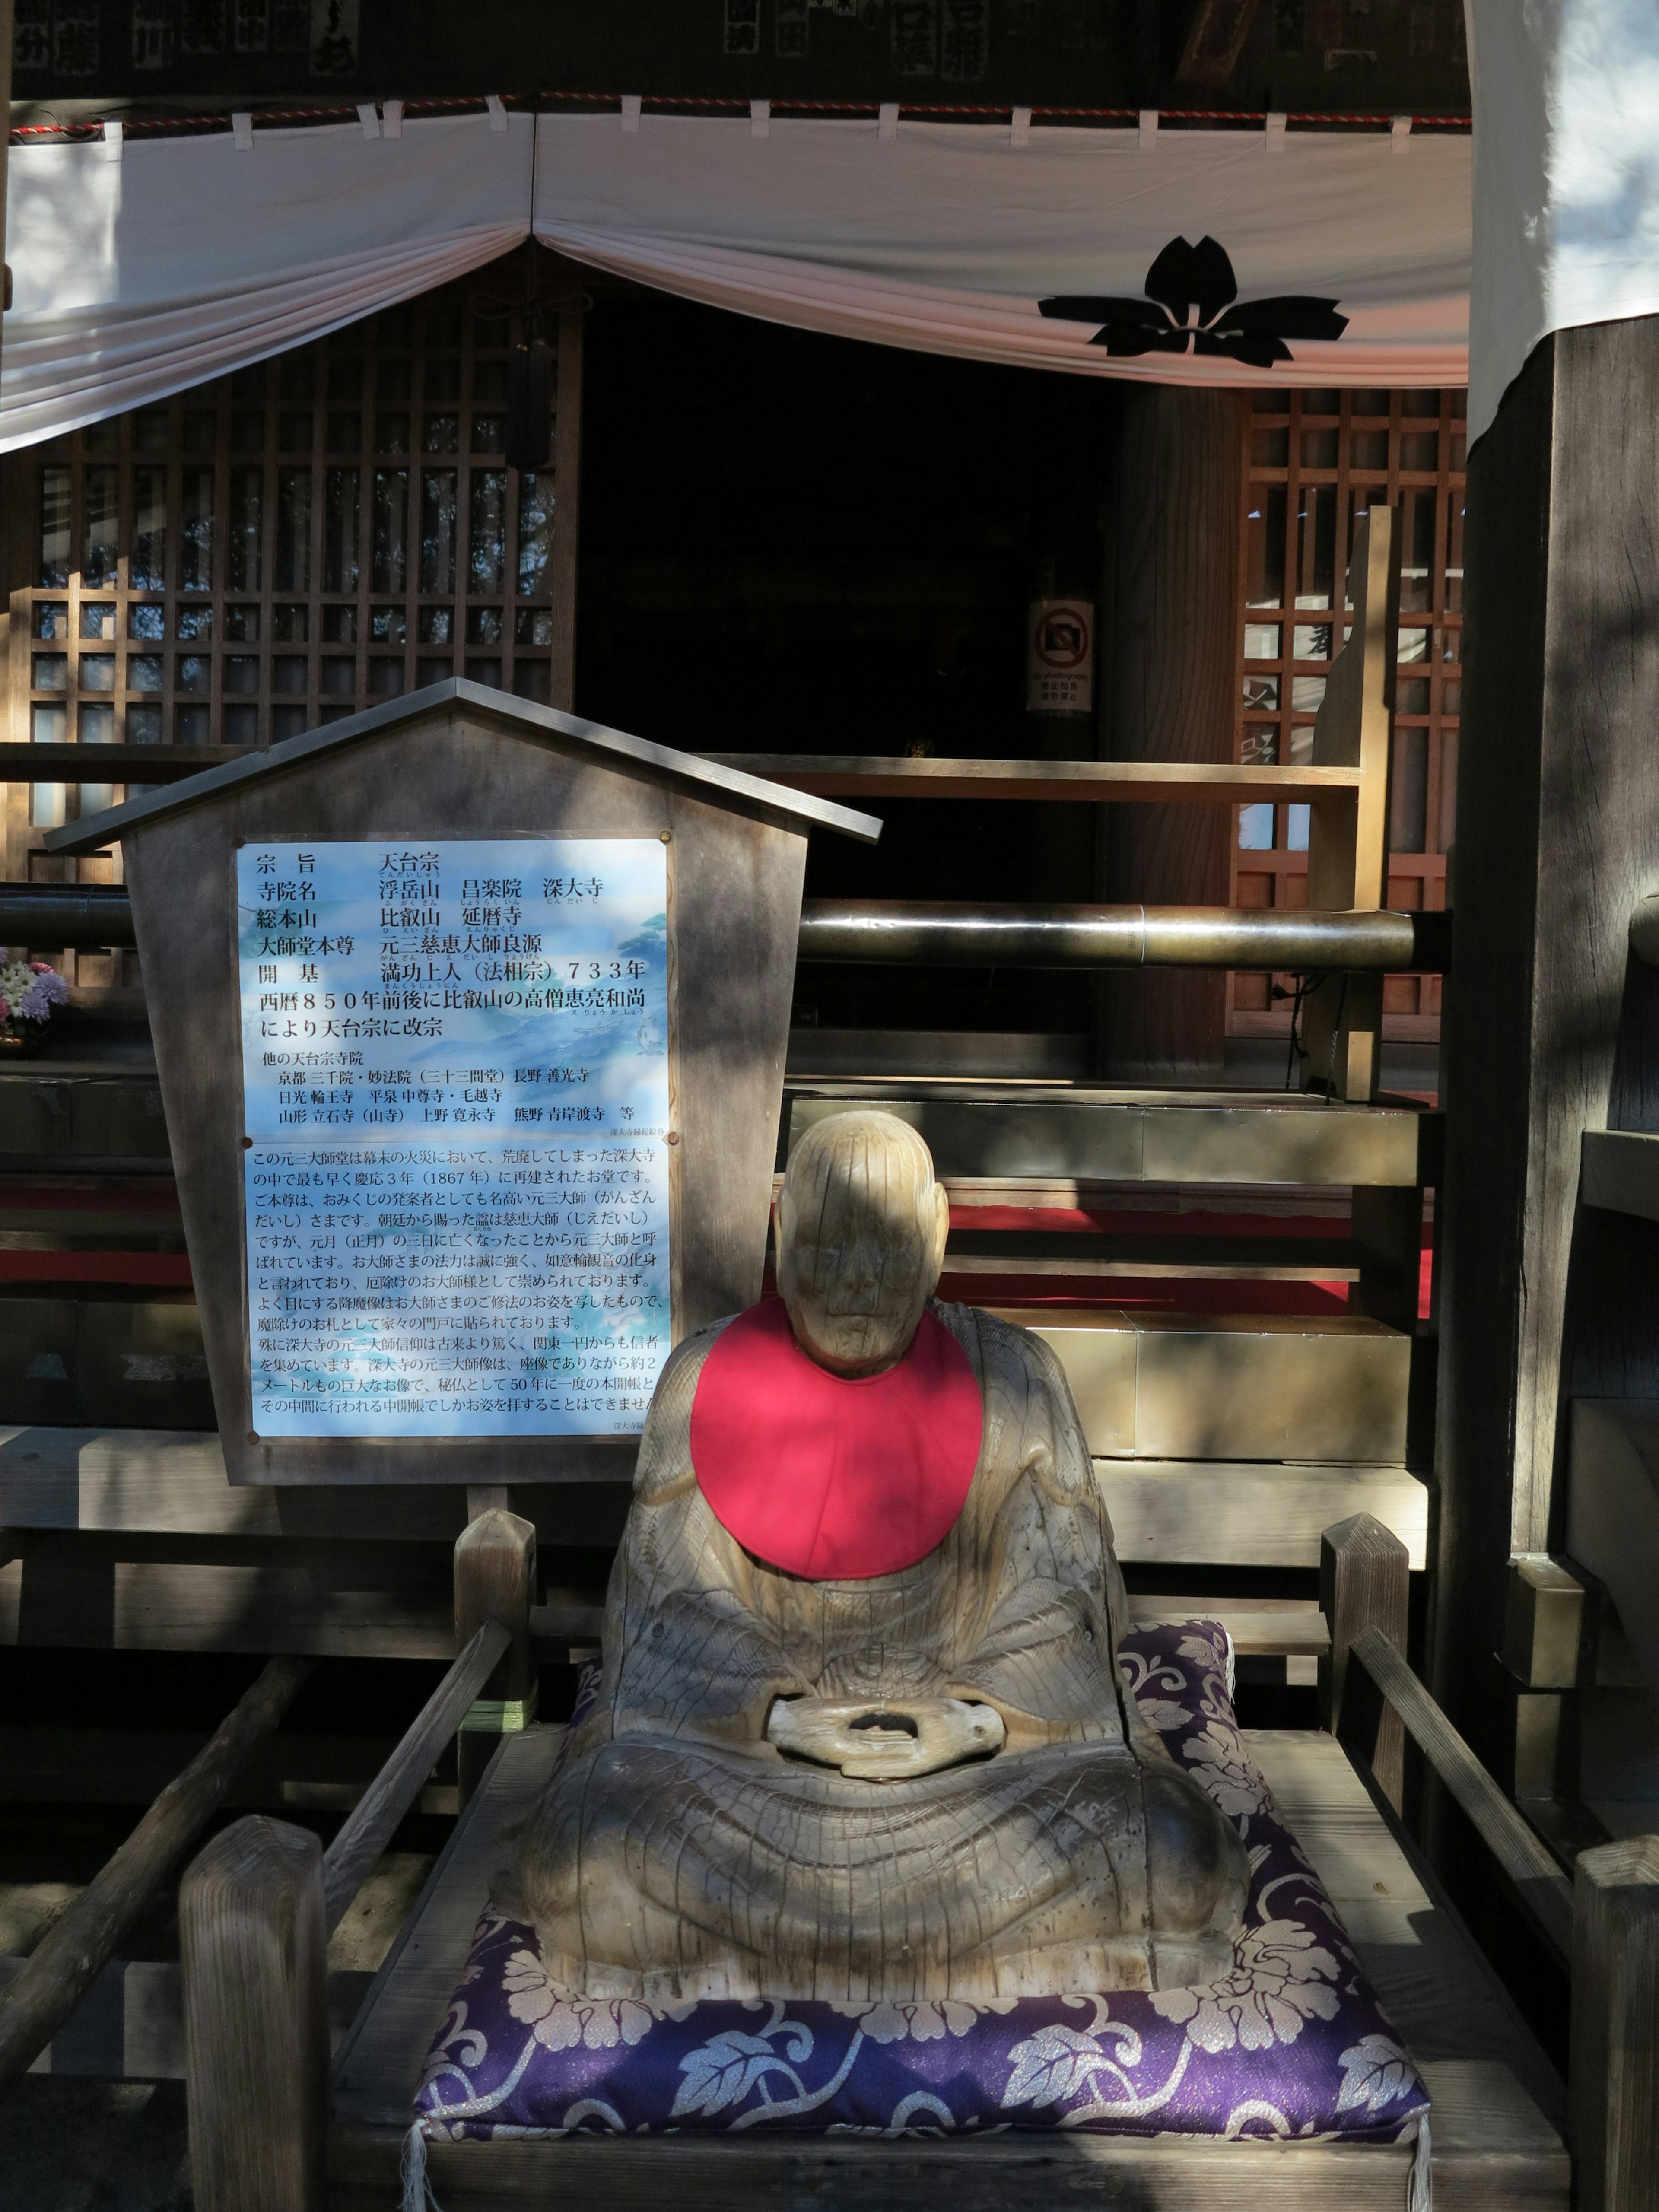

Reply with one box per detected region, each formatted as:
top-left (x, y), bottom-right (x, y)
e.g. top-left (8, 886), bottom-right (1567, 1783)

top-left (42, 678), bottom-right (884, 858)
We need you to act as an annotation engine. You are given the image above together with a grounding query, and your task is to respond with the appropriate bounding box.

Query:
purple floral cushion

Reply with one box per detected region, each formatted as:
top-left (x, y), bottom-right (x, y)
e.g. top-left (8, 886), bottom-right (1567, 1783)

top-left (414, 1621), bottom-right (1429, 2143)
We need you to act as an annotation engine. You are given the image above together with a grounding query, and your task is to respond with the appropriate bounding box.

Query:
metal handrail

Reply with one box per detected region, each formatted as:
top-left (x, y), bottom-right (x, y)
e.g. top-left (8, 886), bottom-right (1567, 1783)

top-left (797, 901), bottom-right (1450, 972)
top-left (0, 885), bottom-right (1451, 973)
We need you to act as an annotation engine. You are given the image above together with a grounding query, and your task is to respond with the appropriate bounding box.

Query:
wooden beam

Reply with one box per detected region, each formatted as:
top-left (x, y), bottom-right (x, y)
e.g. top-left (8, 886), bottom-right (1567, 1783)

top-left (0, 1425), bottom-right (632, 1542)
top-left (453, 1508), bottom-right (536, 1805)
top-left (1321, 1513), bottom-right (1408, 1811)
top-left (1502, 1556), bottom-right (1589, 1691)
top-left (1434, 321), bottom-right (1659, 1802)
top-left (548, 304), bottom-right (584, 713)
top-left (1127, 1597), bottom-right (1330, 1659)
top-left (0, 1460), bottom-right (1426, 1600)
top-left (320, 1618), bottom-right (508, 1936)
top-left (0, 1724), bottom-right (458, 1812)
top-left (1565, 1401), bottom-right (1659, 1714)
top-left (1301, 505), bottom-right (1400, 1103)
top-left (181, 1815), bottom-right (330, 2212)
top-left (1571, 1836), bottom-right (1659, 2212)
top-left (0, 1653), bottom-right (309, 2089)
top-left (0, 1551), bottom-right (458, 1659)
top-left (0, 1956), bottom-right (372, 2082)
top-left (1099, 1460), bottom-right (1428, 1568)
top-left (787, 1092), bottom-right (1436, 1187)
top-left (1100, 386), bottom-right (1243, 1083)
top-left (699, 755), bottom-right (1362, 804)
top-left (0, 744), bottom-right (248, 784)
top-left (1016, 1309), bottom-right (1411, 1464)
top-left (1349, 1626), bottom-right (1574, 1961)
top-left (1580, 1129), bottom-right (1659, 1223)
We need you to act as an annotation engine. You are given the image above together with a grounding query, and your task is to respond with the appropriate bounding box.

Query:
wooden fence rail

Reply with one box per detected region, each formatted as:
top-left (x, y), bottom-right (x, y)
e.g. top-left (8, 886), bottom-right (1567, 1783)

top-left (0, 1652), bottom-right (310, 2091)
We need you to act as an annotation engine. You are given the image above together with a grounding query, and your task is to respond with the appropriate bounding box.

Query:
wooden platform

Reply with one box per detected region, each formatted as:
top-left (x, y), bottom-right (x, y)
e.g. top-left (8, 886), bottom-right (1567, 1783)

top-left (0, 1427), bottom-right (1428, 1615)
top-left (788, 1090), bottom-right (1436, 1188)
top-left (1011, 1309), bottom-right (1412, 1465)
top-left (329, 1727), bottom-right (1567, 2212)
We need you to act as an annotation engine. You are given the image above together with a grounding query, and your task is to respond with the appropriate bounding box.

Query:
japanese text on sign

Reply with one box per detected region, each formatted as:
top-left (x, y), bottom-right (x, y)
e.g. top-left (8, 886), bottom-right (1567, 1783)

top-left (238, 838), bottom-right (671, 1438)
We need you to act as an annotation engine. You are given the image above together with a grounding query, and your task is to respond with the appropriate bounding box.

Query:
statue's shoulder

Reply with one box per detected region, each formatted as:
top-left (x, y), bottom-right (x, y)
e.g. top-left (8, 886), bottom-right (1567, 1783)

top-left (631, 1314), bottom-right (735, 1505)
top-left (933, 1299), bottom-right (1069, 1395)
top-left (934, 1300), bottom-right (1092, 1499)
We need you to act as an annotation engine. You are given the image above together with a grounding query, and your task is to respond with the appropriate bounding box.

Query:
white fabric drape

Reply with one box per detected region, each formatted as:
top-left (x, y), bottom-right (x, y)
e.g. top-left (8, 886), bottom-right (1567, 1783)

top-left (1467, 0), bottom-right (1659, 441)
top-left (1, 112), bottom-right (534, 451)
top-left (532, 113), bottom-right (1470, 394)
top-left (1, 104), bottom-right (1472, 454)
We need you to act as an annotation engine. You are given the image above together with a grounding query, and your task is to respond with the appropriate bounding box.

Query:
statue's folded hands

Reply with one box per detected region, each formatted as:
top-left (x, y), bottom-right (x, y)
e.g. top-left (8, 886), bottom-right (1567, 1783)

top-left (767, 1693), bottom-right (1007, 1780)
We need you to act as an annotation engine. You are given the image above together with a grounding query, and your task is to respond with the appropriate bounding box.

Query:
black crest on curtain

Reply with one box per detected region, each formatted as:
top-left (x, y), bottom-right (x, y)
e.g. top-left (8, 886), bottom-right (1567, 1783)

top-left (1039, 235), bottom-right (1347, 368)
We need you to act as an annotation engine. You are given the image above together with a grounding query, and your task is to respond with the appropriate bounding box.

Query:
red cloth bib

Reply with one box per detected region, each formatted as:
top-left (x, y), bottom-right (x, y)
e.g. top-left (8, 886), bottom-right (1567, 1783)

top-left (689, 1297), bottom-right (983, 1581)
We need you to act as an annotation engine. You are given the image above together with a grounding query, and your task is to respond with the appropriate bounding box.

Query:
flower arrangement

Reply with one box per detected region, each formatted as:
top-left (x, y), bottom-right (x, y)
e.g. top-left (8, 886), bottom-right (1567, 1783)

top-left (0, 958), bottom-right (70, 1042)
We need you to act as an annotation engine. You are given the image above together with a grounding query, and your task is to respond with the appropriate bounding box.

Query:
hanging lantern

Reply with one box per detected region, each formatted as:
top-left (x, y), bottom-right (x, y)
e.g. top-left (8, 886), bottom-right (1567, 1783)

top-left (506, 331), bottom-right (553, 471)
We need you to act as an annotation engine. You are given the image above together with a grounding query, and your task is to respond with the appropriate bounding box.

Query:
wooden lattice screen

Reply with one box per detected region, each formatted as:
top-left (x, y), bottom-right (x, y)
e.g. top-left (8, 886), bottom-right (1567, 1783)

top-left (1230, 384), bottom-right (1465, 1045)
top-left (2, 250), bottom-right (575, 910)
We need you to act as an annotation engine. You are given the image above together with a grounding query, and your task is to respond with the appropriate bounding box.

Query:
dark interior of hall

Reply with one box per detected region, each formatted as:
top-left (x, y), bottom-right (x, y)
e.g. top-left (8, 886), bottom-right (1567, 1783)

top-left (577, 288), bottom-right (1114, 1039)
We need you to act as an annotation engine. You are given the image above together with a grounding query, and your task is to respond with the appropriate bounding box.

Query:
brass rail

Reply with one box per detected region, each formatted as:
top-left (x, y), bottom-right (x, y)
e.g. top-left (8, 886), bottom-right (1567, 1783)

top-left (0, 886), bottom-right (1451, 972)
top-left (795, 901), bottom-right (1450, 973)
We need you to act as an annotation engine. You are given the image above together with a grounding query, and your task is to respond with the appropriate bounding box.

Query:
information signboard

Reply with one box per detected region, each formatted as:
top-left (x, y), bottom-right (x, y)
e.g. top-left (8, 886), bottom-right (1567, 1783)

top-left (239, 836), bottom-right (672, 1438)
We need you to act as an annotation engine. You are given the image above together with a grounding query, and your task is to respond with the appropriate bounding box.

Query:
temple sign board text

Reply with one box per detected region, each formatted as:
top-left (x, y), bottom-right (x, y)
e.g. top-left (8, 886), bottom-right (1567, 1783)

top-left (240, 838), bottom-right (672, 1438)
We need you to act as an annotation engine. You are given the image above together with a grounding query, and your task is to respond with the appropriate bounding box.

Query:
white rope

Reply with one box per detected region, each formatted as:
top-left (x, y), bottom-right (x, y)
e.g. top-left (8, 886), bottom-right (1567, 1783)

top-left (400, 2120), bottom-right (442, 2212)
top-left (1407, 2110), bottom-right (1432, 2212)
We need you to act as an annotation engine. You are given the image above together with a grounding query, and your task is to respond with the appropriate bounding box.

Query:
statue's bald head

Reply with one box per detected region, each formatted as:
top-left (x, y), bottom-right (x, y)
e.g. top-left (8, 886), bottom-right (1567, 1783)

top-left (775, 1110), bottom-right (950, 1376)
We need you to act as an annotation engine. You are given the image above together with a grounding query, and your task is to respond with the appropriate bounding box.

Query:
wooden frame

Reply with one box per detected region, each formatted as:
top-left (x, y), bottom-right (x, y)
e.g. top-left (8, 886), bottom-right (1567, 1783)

top-left (165, 1506), bottom-right (1593, 2212)
top-left (1232, 383), bottom-right (1466, 1043)
top-left (41, 688), bottom-right (872, 1486)
top-left (1338, 1615), bottom-right (1659, 2212)
top-left (1298, 505), bottom-right (1402, 1103)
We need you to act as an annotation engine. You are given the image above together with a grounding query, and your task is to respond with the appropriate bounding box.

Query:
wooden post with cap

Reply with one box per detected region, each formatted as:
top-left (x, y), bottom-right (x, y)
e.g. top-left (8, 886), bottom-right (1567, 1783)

top-left (1321, 1510), bottom-right (1410, 1811)
top-left (454, 1505), bottom-right (537, 1805)
top-left (1571, 1834), bottom-right (1659, 2212)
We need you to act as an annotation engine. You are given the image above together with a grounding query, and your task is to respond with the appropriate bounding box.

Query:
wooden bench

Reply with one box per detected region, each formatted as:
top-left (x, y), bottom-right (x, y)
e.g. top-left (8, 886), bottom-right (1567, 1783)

top-left (156, 1507), bottom-right (1659, 2212)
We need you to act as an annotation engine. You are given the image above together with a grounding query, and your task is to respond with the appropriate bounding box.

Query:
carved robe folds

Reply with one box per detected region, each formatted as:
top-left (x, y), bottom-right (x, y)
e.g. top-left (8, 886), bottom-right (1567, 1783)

top-left (516, 1302), bottom-right (1247, 2003)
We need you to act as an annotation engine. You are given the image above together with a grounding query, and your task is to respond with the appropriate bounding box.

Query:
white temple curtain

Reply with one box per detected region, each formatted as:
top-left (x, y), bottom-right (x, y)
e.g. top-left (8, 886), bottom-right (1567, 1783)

top-left (0, 111), bottom-right (534, 452)
top-left (1, 104), bottom-right (1473, 455)
top-left (531, 112), bottom-right (1471, 397)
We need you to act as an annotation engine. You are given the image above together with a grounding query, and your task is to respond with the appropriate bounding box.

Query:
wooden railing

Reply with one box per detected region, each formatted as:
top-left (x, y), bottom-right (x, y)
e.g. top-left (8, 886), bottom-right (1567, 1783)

top-left (179, 1508), bottom-right (535, 2206)
top-left (1329, 1513), bottom-right (1659, 2212)
top-left (0, 1652), bottom-right (312, 2091)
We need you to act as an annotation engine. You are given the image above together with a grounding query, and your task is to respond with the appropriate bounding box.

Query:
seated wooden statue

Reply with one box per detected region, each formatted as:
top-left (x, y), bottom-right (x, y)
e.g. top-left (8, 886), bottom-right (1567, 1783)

top-left (515, 1109), bottom-right (1247, 2003)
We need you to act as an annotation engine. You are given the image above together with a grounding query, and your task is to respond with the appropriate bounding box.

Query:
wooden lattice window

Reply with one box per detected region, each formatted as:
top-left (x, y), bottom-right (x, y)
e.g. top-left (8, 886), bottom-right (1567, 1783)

top-left (1230, 384), bottom-right (1466, 1043)
top-left (4, 250), bottom-right (571, 890)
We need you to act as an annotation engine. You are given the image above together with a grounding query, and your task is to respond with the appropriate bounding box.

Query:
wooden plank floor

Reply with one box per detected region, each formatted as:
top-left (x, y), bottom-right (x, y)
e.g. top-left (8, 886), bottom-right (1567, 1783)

top-left (330, 1729), bottom-right (1569, 2211)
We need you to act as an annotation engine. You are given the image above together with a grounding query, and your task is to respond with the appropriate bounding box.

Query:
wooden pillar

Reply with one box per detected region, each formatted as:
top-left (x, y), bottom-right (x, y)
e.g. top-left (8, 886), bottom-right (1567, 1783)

top-left (548, 303), bottom-right (585, 712)
top-left (1431, 323), bottom-right (1659, 1773)
top-left (1320, 1512), bottom-right (1408, 1812)
top-left (1098, 385), bottom-right (1243, 1084)
top-left (454, 1506), bottom-right (537, 1806)
top-left (1299, 506), bottom-right (1399, 1104)
top-left (181, 1815), bottom-right (329, 2212)
top-left (1571, 1835), bottom-right (1659, 2212)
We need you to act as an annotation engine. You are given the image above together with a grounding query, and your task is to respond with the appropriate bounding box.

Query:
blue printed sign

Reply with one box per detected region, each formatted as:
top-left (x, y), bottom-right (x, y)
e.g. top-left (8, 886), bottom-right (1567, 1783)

top-left (238, 838), bottom-right (672, 1437)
